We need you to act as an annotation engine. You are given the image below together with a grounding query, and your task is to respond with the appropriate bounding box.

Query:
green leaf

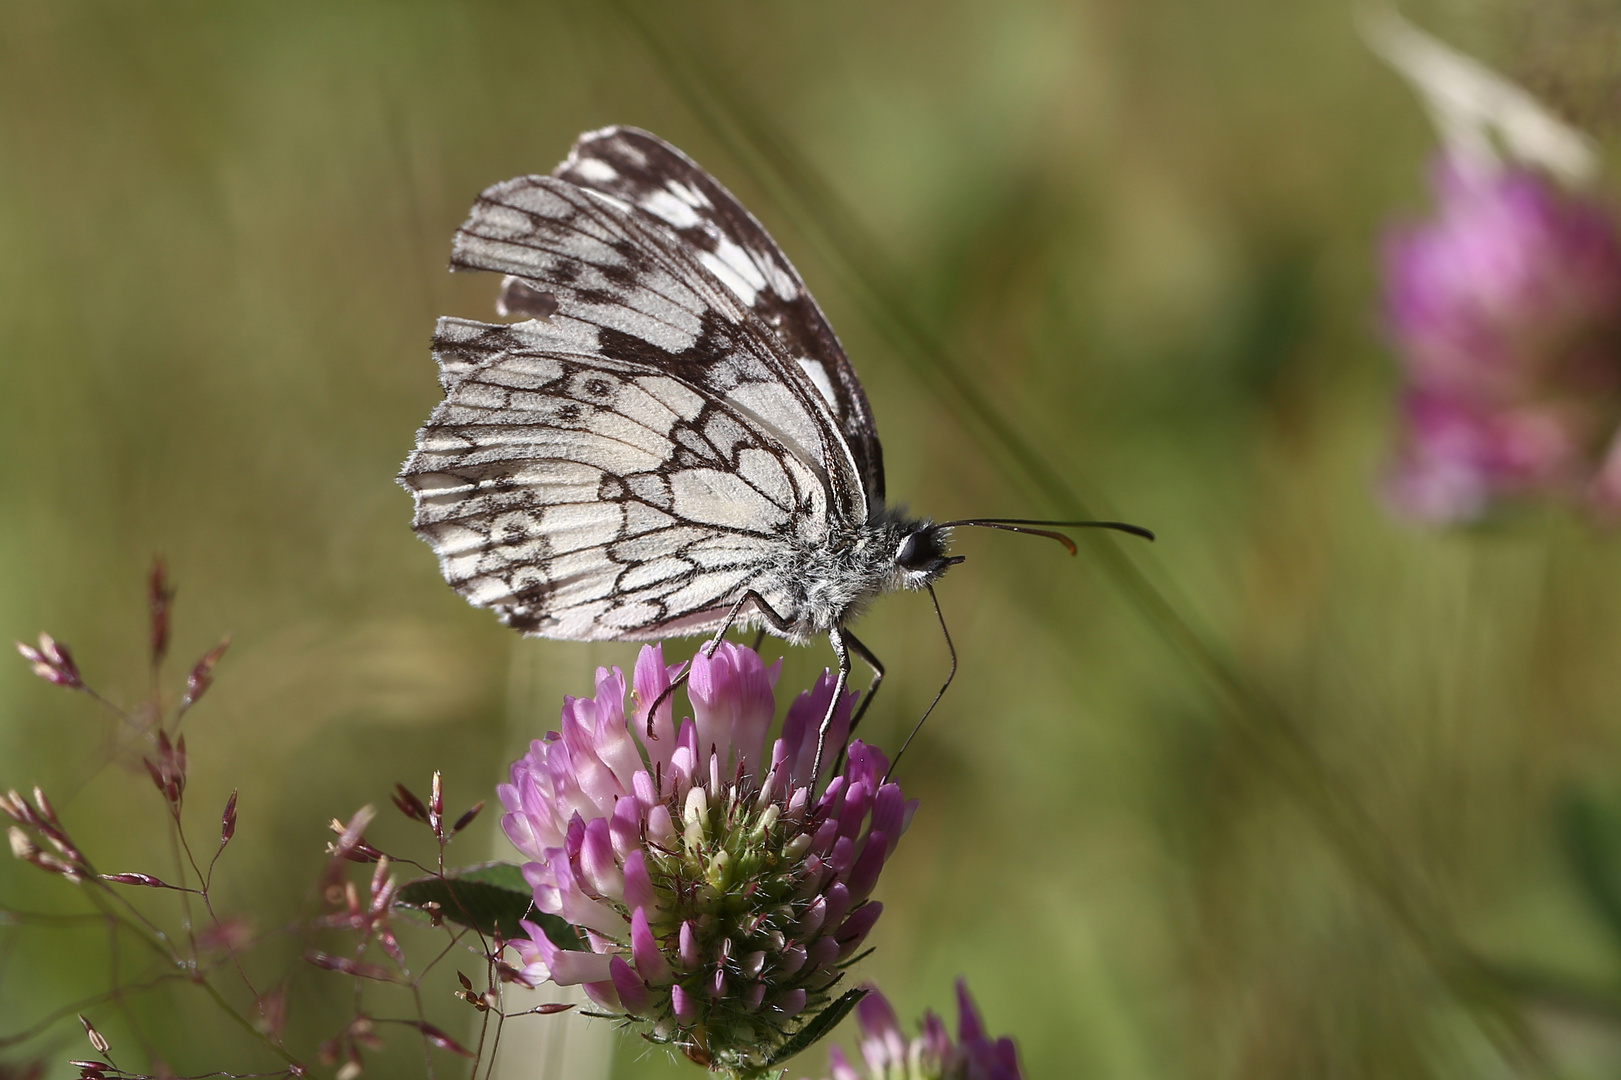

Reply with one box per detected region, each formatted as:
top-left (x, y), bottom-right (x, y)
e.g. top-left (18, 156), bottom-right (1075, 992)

top-left (394, 861), bottom-right (585, 950)
top-left (762, 986), bottom-right (869, 1068)
top-left (1561, 788), bottom-right (1621, 950)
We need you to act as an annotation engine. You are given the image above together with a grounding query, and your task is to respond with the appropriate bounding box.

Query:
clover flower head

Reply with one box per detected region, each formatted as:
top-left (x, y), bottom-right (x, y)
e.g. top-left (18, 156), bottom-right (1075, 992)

top-left (499, 642), bottom-right (915, 1073)
top-left (807, 981), bottom-right (1022, 1080)
top-left (1383, 157), bottom-right (1621, 521)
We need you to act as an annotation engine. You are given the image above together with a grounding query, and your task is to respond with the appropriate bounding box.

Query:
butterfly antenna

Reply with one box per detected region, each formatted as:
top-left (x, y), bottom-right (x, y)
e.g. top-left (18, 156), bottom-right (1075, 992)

top-left (886, 584), bottom-right (956, 781)
top-left (937, 517), bottom-right (1155, 555)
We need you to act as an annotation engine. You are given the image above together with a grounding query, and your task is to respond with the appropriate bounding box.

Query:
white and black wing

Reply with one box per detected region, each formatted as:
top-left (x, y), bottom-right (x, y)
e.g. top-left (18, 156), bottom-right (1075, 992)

top-left (401, 317), bottom-right (833, 640)
top-left (448, 162), bottom-right (868, 519)
top-left (399, 131), bottom-right (872, 641)
top-left (554, 126), bottom-right (886, 508)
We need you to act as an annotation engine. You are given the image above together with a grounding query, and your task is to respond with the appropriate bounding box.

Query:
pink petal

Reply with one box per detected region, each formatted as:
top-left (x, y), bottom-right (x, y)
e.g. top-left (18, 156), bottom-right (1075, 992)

top-left (856, 987), bottom-right (905, 1070)
top-left (679, 920), bottom-right (700, 969)
top-left (631, 906), bottom-right (672, 984)
top-left (579, 817), bottom-right (622, 901)
top-left (846, 830), bottom-right (889, 900)
top-left (632, 645), bottom-right (680, 774)
top-left (672, 982), bottom-right (698, 1022)
top-left (533, 933), bottom-right (613, 986)
top-left (609, 955), bottom-right (649, 1014)
top-left (622, 850), bottom-right (655, 911)
top-left (836, 902), bottom-right (883, 957)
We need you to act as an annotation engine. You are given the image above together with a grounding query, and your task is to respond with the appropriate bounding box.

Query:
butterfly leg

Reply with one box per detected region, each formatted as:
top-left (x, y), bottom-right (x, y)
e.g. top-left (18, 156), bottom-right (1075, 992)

top-left (843, 630), bottom-right (885, 735)
top-left (810, 627), bottom-right (853, 784)
top-left (645, 591), bottom-right (795, 735)
top-left (701, 590), bottom-right (794, 659)
top-left (830, 630), bottom-right (884, 776)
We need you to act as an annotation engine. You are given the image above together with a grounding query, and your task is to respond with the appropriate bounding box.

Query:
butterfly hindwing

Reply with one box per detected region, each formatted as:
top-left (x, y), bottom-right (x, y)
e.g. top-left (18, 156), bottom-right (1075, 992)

top-left (400, 315), bottom-right (824, 640)
top-left (556, 126), bottom-right (887, 508)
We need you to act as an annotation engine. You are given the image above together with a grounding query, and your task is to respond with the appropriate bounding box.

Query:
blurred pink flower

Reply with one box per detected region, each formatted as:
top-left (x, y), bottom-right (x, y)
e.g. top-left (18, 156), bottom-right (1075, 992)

top-left (499, 641), bottom-right (915, 1073)
top-left (807, 980), bottom-right (1022, 1080)
top-left (1383, 159), bottom-right (1621, 521)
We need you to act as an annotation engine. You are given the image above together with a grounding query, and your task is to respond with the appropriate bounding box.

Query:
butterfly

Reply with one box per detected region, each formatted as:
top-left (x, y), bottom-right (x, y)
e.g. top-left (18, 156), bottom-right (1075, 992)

top-left (398, 127), bottom-right (1149, 770)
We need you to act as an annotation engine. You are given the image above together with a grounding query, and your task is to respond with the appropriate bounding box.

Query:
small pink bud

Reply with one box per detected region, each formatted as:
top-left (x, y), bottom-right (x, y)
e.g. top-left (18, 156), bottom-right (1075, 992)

top-left (179, 637), bottom-right (229, 712)
top-left (145, 732), bottom-right (186, 806)
top-left (678, 920), bottom-right (700, 968)
top-left (101, 873), bottom-right (171, 888)
top-left (744, 981), bottom-right (767, 1012)
top-left (31, 786), bottom-right (57, 825)
top-left (142, 757), bottom-right (167, 798)
top-left (17, 633), bottom-right (82, 688)
top-left (407, 1020), bottom-right (475, 1058)
top-left (78, 1013), bottom-right (109, 1055)
top-left (451, 801), bottom-right (483, 835)
top-left (805, 935), bottom-right (839, 975)
top-left (29, 812), bottom-right (78, 864)
top-left (391, 784), bottom-right (428, 823)
top-left (9, 827), bottom-right (38, 861)
top-left (327, 806), bottom-right (376, 863)
top-left (368, 856), bottom-right (392, 906)
top-left (429, 771), bottom-right (444, 837)
top-left (148, 557), bottom-right (172, 668)
top-left (671, 983), bottom-right (697, 1022)
top-left (220, 790), bottom-right (238, 845)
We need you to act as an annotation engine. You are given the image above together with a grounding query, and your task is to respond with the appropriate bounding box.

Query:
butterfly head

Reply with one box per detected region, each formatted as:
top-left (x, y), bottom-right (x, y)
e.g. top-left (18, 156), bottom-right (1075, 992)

top-left (893, 523), bottom-right (963, 588)
top-left (883, 515), bottom-right (1156, 594)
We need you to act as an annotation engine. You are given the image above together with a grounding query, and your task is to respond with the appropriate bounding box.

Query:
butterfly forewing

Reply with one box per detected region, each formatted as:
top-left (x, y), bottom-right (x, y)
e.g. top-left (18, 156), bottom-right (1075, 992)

top-left (556, 127), bottom-right (886, 508)
top-left (448, 169), bottom-right (868, 521)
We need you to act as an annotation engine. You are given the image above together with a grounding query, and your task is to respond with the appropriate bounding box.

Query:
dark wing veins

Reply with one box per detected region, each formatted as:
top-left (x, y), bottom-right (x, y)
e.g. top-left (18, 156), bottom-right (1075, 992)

top-left (447, 168), bottom-right (869, 529)
top-left (400, 317), bottom-right (824, 641)
top-left (556, 125), bottom-right (887, 510)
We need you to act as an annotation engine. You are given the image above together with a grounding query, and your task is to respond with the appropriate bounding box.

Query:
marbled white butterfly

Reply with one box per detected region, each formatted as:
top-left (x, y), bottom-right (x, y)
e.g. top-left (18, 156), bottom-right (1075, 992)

top-left (399, 127), bottom-right (1149, 769)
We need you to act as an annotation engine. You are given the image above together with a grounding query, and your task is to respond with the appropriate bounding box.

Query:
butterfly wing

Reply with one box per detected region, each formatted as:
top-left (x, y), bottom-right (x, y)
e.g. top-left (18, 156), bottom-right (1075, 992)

top-left (400, 137), bottom-right (882, 642)
top-left (401, 316), bottom-right (831, 640)
top-left (553, 126), bottom-right (886, 508)
top-left (447, 168), bottom-right (869, 521)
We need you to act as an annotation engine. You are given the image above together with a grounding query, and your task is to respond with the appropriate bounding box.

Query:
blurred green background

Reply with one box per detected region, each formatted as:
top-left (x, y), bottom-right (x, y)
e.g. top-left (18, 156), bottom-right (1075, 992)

top-left (8, 1), bottom-right (1621, 1077)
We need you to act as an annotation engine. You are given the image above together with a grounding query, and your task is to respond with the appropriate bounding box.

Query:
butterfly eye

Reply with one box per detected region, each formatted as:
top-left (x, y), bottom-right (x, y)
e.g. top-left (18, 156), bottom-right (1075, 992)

top-left (895, 531), bottom-right (935, 571)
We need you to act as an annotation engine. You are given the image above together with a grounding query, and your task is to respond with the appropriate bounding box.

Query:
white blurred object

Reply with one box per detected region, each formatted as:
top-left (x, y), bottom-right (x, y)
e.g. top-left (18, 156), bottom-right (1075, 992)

top-left (1361, 6), bottom-right (1598, 184)
top-left (489, 981), bottom-right (614, 1080)
top-left (485, 639), bottom-right (619, 1080)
